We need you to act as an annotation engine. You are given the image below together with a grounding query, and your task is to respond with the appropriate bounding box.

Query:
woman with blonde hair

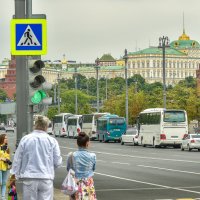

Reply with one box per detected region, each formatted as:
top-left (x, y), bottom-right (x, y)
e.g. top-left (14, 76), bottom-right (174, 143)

top-left (0, 134), bottom-right (11, 200)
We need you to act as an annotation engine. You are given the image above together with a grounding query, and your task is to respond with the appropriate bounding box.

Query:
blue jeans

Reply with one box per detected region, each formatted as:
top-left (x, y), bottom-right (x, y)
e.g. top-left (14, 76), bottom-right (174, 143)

top-left (0, 170), bottom-right (9, 199)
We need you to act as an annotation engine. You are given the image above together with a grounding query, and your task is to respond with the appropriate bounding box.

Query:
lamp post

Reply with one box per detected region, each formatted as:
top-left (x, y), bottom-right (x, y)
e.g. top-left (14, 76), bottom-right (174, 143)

top-left (74, 65), bottom-right (78, 114)
top-left (105, 76), bottom-right (108, 100)
top-left (94, 58), bottom-right (100, 112)
top-left (123, 49), bottom-right (129, 125)
top-left (158, 36), bottom-right (170, 109)
top-left (57, 73), bottom-right (61, 114)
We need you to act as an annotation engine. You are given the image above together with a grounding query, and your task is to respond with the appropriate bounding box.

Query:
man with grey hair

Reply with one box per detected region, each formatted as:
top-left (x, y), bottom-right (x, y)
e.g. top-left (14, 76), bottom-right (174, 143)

top-left (10, 115), bottom-right (62, 200)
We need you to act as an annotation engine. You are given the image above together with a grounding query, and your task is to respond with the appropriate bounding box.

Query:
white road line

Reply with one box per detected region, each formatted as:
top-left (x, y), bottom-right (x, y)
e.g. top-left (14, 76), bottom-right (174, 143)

top-left (112, 161), bottom-right (130, 165)
top-left (96, 187), bottom-right (167, 191)
top-left (97, 160), bottom-right (106, 163)
top-left (94, 172), bottom-right (200, 195)
top-left (60, 146), bottom-right (200, 164)
top-left (138, 165), bottom-right (200, 175)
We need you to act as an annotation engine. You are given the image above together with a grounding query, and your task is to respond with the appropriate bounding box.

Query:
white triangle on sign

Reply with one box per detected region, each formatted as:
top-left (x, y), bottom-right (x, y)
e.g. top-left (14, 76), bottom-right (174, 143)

top-left (17, 25), bottom-right (41, 46)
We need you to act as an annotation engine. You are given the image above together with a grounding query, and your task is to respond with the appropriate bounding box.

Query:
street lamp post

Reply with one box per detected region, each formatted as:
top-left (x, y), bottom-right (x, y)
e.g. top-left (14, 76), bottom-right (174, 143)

top-left (74, 65), bottom-right (78, 114)
top-left (95, 58), bottom-right (100, 112)
top-left (57, 73), bottom-right (61, 114)
top-left (105, 76), bottom-right (108, 100)
top-left (123, 49), bottom-right (129, 126)
top-left (158, 36), bottom-right (170, 109)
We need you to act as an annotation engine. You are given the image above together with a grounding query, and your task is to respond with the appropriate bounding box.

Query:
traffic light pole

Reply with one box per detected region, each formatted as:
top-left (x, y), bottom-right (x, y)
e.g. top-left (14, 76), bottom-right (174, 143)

top-left (15, 0), bottom-right (28, 146)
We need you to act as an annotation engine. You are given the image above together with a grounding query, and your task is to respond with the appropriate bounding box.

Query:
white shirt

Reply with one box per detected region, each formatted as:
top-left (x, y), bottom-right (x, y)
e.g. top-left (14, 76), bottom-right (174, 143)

top-left (10, 130), bottom-right (62, 180)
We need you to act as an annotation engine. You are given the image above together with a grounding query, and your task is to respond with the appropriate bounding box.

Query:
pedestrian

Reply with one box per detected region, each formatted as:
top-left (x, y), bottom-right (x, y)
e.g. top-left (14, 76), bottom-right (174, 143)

top-left (67, 132), bottom-right (97, 200)
top-left (10, 115), bottom-right (62, 200)
top-left (0, 134), bottom-right (11, 200)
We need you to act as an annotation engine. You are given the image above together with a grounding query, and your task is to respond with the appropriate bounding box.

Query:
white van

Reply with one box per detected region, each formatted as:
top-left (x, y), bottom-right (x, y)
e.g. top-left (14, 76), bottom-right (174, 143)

top-left (67, 115), bottom-right (82, 138)
top-left (53, 113), bottom-right (72, 137)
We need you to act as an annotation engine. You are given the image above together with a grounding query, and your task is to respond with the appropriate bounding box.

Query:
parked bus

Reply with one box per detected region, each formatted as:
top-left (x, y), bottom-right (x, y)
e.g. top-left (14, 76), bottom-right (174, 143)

top-left (82, 113), bottom-right (109, 139)
top-left (53, 113), bottom-right (72, 137)
top-left (137, 108), bottom-right (188, 147)
top-left (97, 114), bottom-right (126, 142)
top-left (67, 115), bottom-right (82, 138)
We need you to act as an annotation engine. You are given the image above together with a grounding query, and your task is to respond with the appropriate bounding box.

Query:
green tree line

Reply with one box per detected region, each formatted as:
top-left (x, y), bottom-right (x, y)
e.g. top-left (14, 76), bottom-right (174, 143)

top-left (47, 74), bottom-right (200, 125)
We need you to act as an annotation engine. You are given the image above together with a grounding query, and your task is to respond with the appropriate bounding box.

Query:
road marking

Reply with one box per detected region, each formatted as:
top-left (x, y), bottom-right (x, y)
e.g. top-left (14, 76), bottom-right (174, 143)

top-left (60, 146), bottom-right (200, 164)
top-left (138, 165), bottom-right (200, 175)
top-left (97, 159), bottom-right (106, 163)
top-left (112, 161), bottom-right (130, 165)
top-left (94, 172), bottom-right (200, 195)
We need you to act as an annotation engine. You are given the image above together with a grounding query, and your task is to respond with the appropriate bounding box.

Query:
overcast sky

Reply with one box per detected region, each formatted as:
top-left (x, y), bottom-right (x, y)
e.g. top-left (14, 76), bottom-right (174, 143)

top-left (1, 0), bottom-right (200, 63)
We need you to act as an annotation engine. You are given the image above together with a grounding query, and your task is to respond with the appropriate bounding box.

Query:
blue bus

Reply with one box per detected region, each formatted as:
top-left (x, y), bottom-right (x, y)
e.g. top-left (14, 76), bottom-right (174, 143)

top-left (97, 114), bottom-right (126, 142)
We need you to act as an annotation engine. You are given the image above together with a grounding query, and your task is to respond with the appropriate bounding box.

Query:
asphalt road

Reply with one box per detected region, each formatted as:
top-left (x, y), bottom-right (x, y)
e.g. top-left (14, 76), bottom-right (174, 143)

top-left (7, 132), bottom-right (200, 200)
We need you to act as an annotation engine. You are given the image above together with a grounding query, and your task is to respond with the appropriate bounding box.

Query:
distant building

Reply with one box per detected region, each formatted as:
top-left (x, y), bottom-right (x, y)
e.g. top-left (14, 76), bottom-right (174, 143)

top-left (127, 30), bottom-right (200, 85)
top-left (0, 56), bottom-right (16, 99)
top-left (96, 54), bottom-right (116, 66)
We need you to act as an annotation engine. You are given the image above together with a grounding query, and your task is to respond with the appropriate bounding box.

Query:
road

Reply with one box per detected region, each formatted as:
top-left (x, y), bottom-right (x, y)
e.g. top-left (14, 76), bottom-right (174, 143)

top-left (8, 132), bottom-right (200, 200)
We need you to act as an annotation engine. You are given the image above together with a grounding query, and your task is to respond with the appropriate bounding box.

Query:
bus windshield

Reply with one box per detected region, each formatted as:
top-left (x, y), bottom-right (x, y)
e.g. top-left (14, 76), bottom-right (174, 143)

top-left (53, 116), bottom-right (62, 123)
top-left (164, 111), bottom-right (185, 122)
top-left (109, 118), bottom-right (125, 125)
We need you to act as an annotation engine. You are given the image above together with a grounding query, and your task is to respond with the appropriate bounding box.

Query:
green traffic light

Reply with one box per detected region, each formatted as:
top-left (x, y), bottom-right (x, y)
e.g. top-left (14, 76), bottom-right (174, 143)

top-left (31, 90), bottom-right (47, 104)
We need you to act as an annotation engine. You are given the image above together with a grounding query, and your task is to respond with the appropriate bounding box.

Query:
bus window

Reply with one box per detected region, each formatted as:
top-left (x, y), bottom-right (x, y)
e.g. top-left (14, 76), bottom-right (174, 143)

top-left (164, 111), bottom-right (185, 122)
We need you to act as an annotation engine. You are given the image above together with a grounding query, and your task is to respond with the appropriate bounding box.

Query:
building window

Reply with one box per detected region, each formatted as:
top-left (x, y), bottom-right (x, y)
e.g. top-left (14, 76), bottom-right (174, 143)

top-left (132, 61), bottom-right (135, 68)
top-left (137, 61), bottom-right (140, 68)
top-left (142, 62), bottom-right (145, 68)
top-left (157, 61), bottom-right (160, 68)
top-left (153, 61), bottom-right (156, 68)
top-left (146, 61), bottom-right (150, 68)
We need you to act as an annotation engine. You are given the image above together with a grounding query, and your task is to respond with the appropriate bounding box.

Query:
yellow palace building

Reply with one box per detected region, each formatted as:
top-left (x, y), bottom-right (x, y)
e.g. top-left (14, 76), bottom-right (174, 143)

top-left (127, 30), bottom-right (200, 85)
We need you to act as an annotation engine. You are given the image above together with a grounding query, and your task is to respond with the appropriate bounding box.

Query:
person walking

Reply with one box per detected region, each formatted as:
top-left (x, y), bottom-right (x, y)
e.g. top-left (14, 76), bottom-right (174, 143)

top-left (0, 134), bottom-right (11, 200)
top-left (10, 115), bottom-right (62, 200)
top-left (67, 132), bottom-right (97, 200)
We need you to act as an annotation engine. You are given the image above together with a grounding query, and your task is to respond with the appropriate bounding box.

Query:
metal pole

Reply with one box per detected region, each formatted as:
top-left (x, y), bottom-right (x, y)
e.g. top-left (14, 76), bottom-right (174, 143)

top-left (96, 66), bottom-right (100, 112)
top-left (75, 67), bottom-right (78, 114)
top-left (57, 74), bottom-right (60, 114)
top-left (159, 36), bottom-right (169, 109)
top-left (54, 83), bottom-right (57, 104)
top-left (106, 76), bottom-right (108, 100)
top-left (162, 40), bottom-right (166, 109)
top-left (26, 0), bottom-right (34, 134)
top-left (26, 0), bottom-right (32, 18)
top-left (124, 49), bottom-right (129, 125)
top-left (15, 0), bottom-right (27, 146)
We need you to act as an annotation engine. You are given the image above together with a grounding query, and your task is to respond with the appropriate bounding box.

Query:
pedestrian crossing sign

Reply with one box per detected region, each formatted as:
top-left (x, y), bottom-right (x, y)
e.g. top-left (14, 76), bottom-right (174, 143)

top-left (11, 19), bottom-right (47, 55)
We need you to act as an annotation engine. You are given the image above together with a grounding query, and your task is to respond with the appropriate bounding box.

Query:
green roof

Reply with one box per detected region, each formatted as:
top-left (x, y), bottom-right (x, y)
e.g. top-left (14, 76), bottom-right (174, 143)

top-left (129, 47), bottom-right (186, 56)
top-left (170, 40), bottom-right (200, 49)
top-left (99, 54), bottom-right (116, 61)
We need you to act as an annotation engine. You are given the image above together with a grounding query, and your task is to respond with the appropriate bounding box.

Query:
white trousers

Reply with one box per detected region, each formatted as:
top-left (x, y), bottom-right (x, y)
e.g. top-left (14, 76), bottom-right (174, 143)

top-left (22, 179), bottom-right (53, 200)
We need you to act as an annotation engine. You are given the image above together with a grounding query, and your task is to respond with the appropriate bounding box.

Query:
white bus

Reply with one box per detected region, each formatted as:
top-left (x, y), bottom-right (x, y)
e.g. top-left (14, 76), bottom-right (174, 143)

top-left (82, 113), bottom-right (109, 139)
top-left (67, 115), bottom-right (82, 138)
top-left (53, 113), bottom-right (72, 137)
top-left (137, 108), bottom-right (188, 148)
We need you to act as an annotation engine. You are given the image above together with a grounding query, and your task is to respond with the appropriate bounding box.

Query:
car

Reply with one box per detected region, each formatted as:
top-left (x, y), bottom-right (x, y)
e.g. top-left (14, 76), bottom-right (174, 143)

top-left (181, 133), bottom-right (200, 151)
top-left (5, 126), bottom-right (15, 132)
top-left (0, 126), bottom-right (6, 133)
top-left (121, 127), bottom-right (138, 146)
top-left (47, 122), bottom-right (53, 135)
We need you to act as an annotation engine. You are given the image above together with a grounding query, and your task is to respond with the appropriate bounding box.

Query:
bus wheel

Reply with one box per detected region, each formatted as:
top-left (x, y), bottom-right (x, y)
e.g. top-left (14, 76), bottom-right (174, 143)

top-left (103, 136), bottom-right (107, 143)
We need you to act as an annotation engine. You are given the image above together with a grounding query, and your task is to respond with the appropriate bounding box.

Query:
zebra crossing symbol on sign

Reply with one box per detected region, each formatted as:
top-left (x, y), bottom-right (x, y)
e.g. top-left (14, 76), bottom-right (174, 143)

top-left (11, 19), bottom-right (47, 55)
top-left (17, 25), bottom-right (41, 47)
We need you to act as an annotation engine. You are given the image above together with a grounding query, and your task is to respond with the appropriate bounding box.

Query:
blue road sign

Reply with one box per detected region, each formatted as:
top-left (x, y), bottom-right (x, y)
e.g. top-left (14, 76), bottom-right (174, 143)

top-left (11, 19), bottom-right (47, 55)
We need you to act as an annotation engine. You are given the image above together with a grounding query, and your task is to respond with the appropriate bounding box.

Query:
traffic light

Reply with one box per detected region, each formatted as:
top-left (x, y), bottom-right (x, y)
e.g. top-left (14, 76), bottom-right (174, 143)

top-left (28, 59), bottom-right (52, 106)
